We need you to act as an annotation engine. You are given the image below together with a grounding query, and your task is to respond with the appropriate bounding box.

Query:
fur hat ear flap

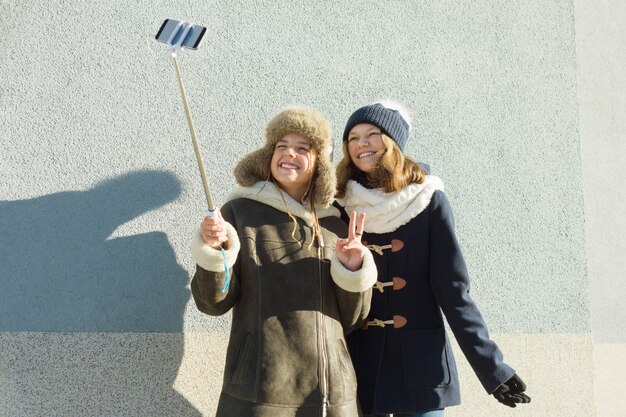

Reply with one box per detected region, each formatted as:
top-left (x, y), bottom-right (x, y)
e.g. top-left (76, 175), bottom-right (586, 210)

top-left (233, 147), bottom-right (273, 187)
top-left (311, 152), bottom-right (336, 207)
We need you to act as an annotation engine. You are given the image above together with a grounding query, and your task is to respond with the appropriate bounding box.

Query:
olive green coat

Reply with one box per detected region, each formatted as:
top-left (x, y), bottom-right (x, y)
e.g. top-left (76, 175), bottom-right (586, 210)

top-left (191, 182), bottom-right (376, 417)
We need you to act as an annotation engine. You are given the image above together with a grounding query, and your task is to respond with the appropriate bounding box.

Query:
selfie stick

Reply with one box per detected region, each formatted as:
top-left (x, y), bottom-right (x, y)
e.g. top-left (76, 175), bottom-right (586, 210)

top-left (166, 22), bottom-right (215, 213)
top-left (160, 20), bottom-right (231, 292)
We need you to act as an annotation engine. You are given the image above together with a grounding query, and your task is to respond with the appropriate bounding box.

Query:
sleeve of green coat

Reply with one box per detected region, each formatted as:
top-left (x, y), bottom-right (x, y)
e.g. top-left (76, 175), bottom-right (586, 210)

top-left (190, 203), bottom-right (241, 316)
top-left (428, 190), bottom-right (515, 393)
top-left (330, 249), bottom-right (376, 333)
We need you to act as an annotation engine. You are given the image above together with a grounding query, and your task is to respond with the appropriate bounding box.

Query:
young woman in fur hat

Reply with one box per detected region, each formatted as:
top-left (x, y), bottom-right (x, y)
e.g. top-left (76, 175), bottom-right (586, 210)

top-left (335, 102), bottom-right (531, 417)
top-left (190, 106), bottom-right (377, 417)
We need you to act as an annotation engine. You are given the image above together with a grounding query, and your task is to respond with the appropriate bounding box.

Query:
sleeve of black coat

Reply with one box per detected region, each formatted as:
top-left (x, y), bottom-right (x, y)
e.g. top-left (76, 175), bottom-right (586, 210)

top-left (428, 190), bottom-right (516, 394)
top-left (190, 202), bottom-right (242, 316)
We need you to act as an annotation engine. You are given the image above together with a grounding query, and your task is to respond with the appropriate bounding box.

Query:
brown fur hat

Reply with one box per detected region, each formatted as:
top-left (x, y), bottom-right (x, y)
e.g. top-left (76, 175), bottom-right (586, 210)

top-left (233, 106), bottom-right (336, 207)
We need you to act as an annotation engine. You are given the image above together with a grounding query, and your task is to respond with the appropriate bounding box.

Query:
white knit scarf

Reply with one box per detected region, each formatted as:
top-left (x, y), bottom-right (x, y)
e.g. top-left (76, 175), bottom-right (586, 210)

top-left (336, 176), bottom-right (445, 233)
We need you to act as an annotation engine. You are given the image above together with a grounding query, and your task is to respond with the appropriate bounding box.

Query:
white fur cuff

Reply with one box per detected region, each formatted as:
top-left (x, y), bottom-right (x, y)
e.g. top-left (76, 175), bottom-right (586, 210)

top-left (190, 222), bottom-right (240, 272)
top-left (330, 249), bottom-right (377, 293)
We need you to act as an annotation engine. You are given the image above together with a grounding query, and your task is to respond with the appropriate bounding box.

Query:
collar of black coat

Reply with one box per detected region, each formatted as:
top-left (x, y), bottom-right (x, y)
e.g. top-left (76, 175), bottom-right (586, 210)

top-left (226, 181), bottom-right (340, 227)
top-left (336, 175), bottom-right (445, 233)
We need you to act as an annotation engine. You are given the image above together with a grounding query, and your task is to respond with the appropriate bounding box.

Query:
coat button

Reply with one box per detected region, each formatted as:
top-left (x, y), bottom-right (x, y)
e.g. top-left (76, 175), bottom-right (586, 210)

top-left (373, 277), bottom-right (407, 293)
top-left (390, 239), bottom-right (404, 252)
top-left (362, 315), bottom-right (408, 329)
top-left (364, 239), bottom-right (405, 255)
top-left (393, 315), bottom-right (407, 328)
top-left (392, 277), bottom-right (406, 289)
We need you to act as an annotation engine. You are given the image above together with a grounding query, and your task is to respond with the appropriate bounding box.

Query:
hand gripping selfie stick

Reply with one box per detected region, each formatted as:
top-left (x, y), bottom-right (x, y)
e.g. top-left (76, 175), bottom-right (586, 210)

top-left (156, 19), bottom-right (230, 291)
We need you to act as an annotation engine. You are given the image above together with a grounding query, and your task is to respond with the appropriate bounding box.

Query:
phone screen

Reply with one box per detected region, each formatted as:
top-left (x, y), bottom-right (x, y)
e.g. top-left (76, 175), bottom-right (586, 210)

top-left (155, 19), bottom-right (206, 50)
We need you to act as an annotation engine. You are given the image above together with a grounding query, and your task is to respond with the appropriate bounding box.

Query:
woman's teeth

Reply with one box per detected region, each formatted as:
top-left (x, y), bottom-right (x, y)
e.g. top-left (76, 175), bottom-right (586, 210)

top-left (280, 163), bottom-right (298, 169)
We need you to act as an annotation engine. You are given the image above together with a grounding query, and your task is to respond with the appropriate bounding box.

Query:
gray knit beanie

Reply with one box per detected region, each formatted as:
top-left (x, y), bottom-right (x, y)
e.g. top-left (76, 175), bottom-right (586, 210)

top-left (342, 103), bottom-right (410, 151)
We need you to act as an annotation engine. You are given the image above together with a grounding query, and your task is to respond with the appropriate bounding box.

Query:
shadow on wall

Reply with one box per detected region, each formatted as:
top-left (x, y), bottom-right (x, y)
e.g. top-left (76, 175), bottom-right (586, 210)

top-left (0, 170), bottom-right (201, 416)
top-left (0, 170), bottom-right (189, 332)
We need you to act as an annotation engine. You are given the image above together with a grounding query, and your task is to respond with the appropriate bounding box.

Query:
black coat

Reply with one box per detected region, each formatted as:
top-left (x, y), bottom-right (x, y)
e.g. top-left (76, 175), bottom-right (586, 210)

top-left (337, 190), bottom-right (515, 414)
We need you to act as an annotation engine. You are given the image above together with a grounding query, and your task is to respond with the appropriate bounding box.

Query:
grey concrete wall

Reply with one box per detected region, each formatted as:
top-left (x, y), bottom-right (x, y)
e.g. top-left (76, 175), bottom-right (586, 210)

top-left (575, 0), bottom-right (626, 416)
top-left (0, 1), bottom-right (604, 416)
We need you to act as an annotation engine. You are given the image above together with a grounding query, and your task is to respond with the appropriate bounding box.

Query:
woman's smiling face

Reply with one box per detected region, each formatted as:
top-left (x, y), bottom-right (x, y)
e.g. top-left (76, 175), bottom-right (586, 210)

top-left (347, 123), bottom-right (386, 173)
top-left (270, 133), bottom-right (317, 201)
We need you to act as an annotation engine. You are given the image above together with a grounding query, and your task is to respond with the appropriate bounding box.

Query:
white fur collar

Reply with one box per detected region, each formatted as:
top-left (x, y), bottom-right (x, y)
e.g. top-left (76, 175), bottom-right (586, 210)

top-left (226, 181), bottom-right (340, 227)
top-left (336, 176), bottom-right (444, 233)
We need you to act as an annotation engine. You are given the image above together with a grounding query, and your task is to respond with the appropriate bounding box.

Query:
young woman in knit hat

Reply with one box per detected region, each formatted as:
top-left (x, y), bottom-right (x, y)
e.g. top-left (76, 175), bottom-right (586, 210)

top-left (190, 106), bottom-right (377, 417)
top-left (335, 102), bottom-right (531, 417)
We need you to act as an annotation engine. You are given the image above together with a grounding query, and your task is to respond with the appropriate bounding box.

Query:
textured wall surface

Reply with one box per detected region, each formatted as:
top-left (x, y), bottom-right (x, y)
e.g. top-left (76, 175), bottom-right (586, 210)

top-left (575, 0), bottom-right (626, 416)
top-left (0, 0), bottom-right (612, 415)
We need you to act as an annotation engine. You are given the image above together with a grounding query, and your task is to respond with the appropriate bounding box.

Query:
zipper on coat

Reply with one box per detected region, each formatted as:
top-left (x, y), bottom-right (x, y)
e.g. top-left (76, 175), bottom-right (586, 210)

top-left (316, 231), bottom-right (329, 417)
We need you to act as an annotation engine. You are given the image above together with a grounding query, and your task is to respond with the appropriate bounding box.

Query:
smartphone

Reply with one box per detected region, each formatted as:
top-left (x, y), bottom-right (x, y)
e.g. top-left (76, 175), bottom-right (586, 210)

top-left (155, 19), bottom-right (206, 50)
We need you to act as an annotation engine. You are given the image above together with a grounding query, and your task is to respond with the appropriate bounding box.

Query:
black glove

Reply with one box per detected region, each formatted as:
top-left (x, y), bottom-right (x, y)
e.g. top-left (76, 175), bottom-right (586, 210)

top-left (492, 373), bottom-right (531, 408)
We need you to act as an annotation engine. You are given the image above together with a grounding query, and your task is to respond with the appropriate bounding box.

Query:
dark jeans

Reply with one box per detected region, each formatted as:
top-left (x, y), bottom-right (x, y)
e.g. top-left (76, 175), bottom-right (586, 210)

top-left (366, 410), bottom-right (444, 417)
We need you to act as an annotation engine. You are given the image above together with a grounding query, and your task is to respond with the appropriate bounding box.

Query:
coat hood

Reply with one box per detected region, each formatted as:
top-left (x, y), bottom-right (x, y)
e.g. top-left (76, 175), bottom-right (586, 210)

top-left (226, 181), bottom-right (340, 227)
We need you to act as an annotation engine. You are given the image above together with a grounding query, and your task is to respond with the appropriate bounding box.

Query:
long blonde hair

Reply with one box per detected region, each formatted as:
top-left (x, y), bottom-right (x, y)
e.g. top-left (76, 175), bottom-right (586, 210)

top-left (336, 134), bottom-right (426, 197)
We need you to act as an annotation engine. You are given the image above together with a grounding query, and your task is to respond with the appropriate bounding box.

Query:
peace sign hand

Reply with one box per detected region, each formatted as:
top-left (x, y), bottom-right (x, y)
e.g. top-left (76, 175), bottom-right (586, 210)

top-left (335, 211), bottom-right (368, 272)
